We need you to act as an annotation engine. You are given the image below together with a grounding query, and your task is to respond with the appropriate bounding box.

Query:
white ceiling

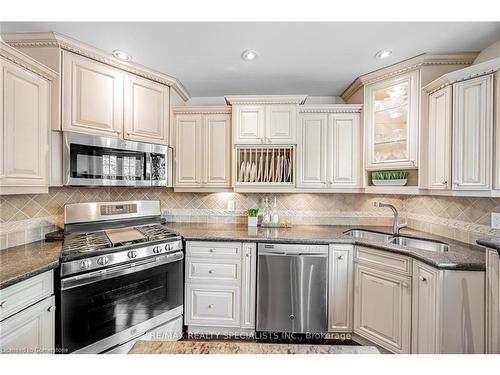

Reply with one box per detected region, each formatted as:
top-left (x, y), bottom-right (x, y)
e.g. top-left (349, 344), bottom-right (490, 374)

top-left (1, 22), bottom-right (499, 97)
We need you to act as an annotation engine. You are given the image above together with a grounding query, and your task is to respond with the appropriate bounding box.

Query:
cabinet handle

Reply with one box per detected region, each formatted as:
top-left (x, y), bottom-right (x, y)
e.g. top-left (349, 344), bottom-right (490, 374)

top-left (402, 282), bottom-right (409, 288)
top-left (260, 138), bottom-right (264, 144)
top-left (208, 304), bottom-right (215, 309)
top-left (337, 255), bottom-right (344, 260)
top-left (410, 159), bottom-right (415, 166)
top-left (0, 300), bottom-right (6, 308)
top-left (208, 270), bottom-right (214, 274)
top-left (48, 305), bottom-right (56, 312)
top-left (419, 276), bottom-right (427, 282)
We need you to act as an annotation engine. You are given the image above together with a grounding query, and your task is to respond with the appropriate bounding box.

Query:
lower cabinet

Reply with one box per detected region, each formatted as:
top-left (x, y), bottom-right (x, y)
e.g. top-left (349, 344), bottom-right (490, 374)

top-left (328, 245), bottom-right (353, 332)
top-left (486, 248), bottom-right (500, 354)
top-left (184, 241), bottom-right (256, 334)
top-left (353, 262), bottom-right (412, 354)
top-left (0, 271), bottom-right (55, 354)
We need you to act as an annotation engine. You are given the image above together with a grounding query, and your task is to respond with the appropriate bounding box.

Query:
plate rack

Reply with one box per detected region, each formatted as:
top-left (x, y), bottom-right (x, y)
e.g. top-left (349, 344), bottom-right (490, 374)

top-left (234, 146), bottom-right (295, 187)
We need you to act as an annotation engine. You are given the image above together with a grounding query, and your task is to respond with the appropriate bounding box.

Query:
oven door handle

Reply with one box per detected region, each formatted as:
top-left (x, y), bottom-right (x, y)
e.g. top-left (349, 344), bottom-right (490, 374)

top-left (61, 251), bottom-right (183, 291)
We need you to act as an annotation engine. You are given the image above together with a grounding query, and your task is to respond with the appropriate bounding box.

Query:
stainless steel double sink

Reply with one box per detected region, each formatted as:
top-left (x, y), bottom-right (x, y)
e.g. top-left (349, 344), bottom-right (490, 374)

top-left (344, 229), bottom-right (449, 252)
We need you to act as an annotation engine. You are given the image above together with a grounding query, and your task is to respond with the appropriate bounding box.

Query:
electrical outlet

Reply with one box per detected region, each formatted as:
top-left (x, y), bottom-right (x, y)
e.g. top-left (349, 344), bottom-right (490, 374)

top-left (227, 200), bottom-right (235, 212)
top-left (492, 213), bottom-right (500, 229)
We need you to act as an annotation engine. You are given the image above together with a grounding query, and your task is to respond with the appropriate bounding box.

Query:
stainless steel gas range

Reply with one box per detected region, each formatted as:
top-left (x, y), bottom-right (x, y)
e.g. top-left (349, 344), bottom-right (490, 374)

top-left (58, 200), bottom-right (183, 354)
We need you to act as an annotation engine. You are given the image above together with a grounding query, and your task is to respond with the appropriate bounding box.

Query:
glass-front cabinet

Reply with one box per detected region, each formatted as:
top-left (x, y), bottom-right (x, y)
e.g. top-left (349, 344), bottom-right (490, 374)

top-left (365, 70), bottom-right (419, 170)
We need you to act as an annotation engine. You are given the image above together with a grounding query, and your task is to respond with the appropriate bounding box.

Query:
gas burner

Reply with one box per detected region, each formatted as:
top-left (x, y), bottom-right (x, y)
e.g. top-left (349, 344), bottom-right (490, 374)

top-left (62, 232), bottom-right (111, 254)
top-left (135, 224), bottom-right (178, 241)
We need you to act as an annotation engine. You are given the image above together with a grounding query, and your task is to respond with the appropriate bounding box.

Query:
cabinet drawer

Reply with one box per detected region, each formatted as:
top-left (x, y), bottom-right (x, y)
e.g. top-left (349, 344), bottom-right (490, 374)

top-left (355, 246), bottom-right (411, 276)
top-left (0, 271), bottom-right (54, 321)
top-left (186, 241), bottom-right (241, 258)
top-left (185, 285), bottom-right (240, 327)
top-left (186, 258), bottom-right (240, 284)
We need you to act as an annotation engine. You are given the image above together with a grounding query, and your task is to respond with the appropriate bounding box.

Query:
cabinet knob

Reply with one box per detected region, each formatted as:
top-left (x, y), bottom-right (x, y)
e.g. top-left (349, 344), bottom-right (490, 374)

top-left (337, 255), bottom-right (344, 260)
top-left (410, 159), bottom-right (415, 166)
top-left (402, 282), bottom-right (409, 288)
top-left (48, 306), bottom-right (56, 312)
top-left (419, 276), bottom-right (427, 282)
top-left (208, 304), bottom-right (215, 309)
top-left (441, 180), bottom-right (448, 185)
top-left (208, 270), bottom-right (214, 274)
top-left (0, 300), bottom-right (7, 308)
top-left (209, 248), bottom-right (215, 253)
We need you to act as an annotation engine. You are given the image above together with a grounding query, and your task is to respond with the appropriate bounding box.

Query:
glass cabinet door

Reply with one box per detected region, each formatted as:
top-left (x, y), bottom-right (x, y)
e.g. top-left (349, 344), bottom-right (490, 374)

top-left (366, 71), bottom-right (419, 169)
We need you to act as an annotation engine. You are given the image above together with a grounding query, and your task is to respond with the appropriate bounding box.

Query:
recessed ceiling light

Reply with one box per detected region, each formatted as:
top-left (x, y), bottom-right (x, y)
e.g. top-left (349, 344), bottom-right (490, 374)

top-left (112, 50), bottom-right (131, 61)
top-left (374, 49), bottom-right (392, 60)
top-left (241, 49), bottom-right (259, 61)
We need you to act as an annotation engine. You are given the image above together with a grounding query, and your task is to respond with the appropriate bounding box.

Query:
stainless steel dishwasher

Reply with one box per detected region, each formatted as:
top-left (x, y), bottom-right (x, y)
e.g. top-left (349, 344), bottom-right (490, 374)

top-left (256, 243), bottom-right (328, 334)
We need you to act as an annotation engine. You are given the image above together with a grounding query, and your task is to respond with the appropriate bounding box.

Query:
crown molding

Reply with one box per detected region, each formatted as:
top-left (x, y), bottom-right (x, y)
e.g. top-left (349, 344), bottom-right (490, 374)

top-left (0, 41), bottom-right (57, 81)
top-left (225, 95), bottom-right (308, 105)
top-left (423, 56), bottom-right (500, 94)
top-left (299, 104), bottom-right (363, 113)
top-left (2, 32), bottom-right (190, 101)
top-left (340, 52), bottom-right (478, 101)
top-left (172, 105), bottom-right (232, 115)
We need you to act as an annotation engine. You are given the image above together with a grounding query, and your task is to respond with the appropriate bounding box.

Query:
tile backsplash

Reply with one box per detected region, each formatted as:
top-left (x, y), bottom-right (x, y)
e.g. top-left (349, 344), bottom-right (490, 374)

top-left (1, 187), bottom-right (499, 249)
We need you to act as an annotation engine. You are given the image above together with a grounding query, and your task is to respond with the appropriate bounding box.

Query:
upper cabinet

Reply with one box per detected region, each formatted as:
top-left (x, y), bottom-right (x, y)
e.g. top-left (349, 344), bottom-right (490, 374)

top-left (365, 70), bottom-right (419, 170)
top-left (174, 107), bottom-right (232, 191)
top-left (297, 106), bottom-right (362, 190)
top-left (452, 75), bottom-right (493, 190)
top-left (0, 42), bottom-right (57, 195)
top-left (226, 95), bottom-right (306, 145)
top-left (124, 74), bottom-right (170, 144)
top-left (3, 32), bottom-right (189, 146)
top-left (62, 51), bottom-right (124, 137)
top-left (427, 86), bottom-right (452, 190)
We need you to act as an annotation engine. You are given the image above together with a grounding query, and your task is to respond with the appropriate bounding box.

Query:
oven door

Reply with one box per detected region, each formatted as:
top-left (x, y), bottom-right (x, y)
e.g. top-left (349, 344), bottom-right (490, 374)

top-left (63, 132), bottom-right (153, 186)
top-left (59, 252), bottom-right (183, 353)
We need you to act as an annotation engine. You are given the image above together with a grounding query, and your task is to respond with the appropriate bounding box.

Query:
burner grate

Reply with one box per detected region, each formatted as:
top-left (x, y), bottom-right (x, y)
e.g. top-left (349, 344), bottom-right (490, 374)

top-left (135, 224), bottom-right (178, 241)
top-left (62, 232), bottom-right (112, 253)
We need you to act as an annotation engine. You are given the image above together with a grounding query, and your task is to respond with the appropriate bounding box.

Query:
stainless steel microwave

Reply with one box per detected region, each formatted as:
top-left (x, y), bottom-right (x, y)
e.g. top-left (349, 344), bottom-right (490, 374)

top-left (63, 132), bottom-right (172, 187)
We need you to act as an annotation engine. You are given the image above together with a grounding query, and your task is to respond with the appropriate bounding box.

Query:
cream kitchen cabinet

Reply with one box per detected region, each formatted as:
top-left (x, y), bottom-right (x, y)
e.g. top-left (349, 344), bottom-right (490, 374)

top-left (328, 245), bottom-right (354, 332)
top-left (0, 43), bottom-right (56, 195)
top-left (124, 74), bottom-right (170, 144)
top-left (353, 247), bottom-right (412, 353)
top-left (297, 106), bottom-right (361, 190)
top-left (0, 271), bottom-right (55, 354)
top-left (452, 74), bottom-right (493, 191)
top-left (62, 51), bottom-right (124, 138)
top-left (411, 260), bottom-right (485, 354)
top-left (174, 107), bottom-right (231, 191)
top-left (232, 104), bottom-right (297, 144)
top-left (427, 86), bottom-right (452, 190)
top-left (365, 70), bottom-right (419, 170)
top-left (486, 248), bottom-right (500, 354)
top-left (184, 241), bottom-right (256, 334)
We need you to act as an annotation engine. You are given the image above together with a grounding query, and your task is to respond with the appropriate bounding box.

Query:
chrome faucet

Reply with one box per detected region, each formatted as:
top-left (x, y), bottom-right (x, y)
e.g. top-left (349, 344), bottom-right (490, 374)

top-left (374, 201), bottom-right (407, 235)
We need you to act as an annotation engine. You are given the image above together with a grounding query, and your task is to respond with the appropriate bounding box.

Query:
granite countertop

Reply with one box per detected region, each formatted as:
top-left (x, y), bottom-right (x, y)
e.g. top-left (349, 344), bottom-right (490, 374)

top-left (0, 240), bottom-right (62, 289)
top-left (167, 223), bottom-right (486, 271)
top-left (128, 340), bottom-right (380, 354)
top-left (477, 237), bottom-right (500, 255)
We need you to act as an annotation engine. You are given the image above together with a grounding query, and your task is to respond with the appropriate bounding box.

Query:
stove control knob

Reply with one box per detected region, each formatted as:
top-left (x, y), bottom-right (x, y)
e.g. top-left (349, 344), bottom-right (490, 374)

top-left (165, 243), bottom-right (172, 251)
top-left (127, 250), bottom-right (138, 259)
top-left (79, 260), bottom-right (92, 270)
top-left (153, 246), bottom-right (162, 254)
top-left (97, 256), bottom-right (109, 266)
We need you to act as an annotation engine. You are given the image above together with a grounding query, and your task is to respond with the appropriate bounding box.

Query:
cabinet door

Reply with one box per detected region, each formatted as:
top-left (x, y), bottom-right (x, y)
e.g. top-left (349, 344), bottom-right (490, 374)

top-left (62, 51), bottom-right (124, 137)
top-left (452, 75), bottom-right (493, 190)
top-left (124, 74), bottom-right (169, 145)
top-left (486, 249), bottom-right (500, 354)
top-left (266, 105), bottom-right (297, 144)
top-left (0, 296), bottom-right (55, 354)
top-left (354, 264), bottom-right (411, 353)
top-left (185, 284), bottom-right (240, 327)
top-left (365, 70), bottom-right (419, 169)
top-left (175, 114), bottom-right (202, 186)
top-left (233, 105), bottom-right (265, 144)
top-left (297, 114), bottom-right (328, 188)
top-left (412, 261), bottom-right (440, 354)
top-left (328, 245), bottom-right (353, 332)
top-left (241, 243), bottom-right (257, 329)
top-left (327, 113), bottom-right (360, 187)
top-left (204, 114), bottom-right (231, 187)
top-left (428, 86), bottom-right (452, 189)
top-left (494, 72), bottom-right (500, 190)
top-left (1, 60), bottom-right (50, 188)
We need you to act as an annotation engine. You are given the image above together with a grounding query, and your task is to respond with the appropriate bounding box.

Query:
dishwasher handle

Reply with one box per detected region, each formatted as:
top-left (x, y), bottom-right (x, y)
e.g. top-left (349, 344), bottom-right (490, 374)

top-left (258, 250), bottom-right (328, 257)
